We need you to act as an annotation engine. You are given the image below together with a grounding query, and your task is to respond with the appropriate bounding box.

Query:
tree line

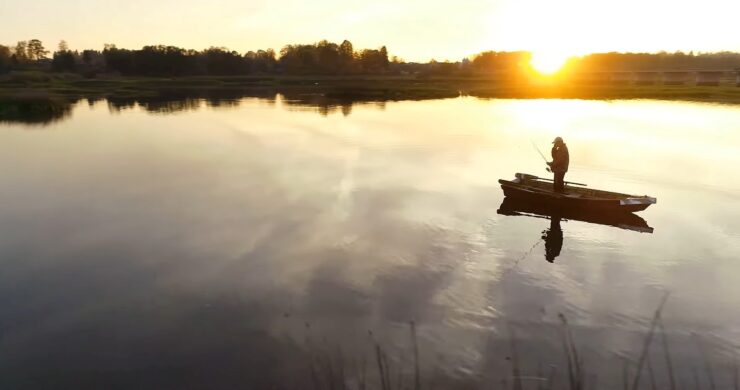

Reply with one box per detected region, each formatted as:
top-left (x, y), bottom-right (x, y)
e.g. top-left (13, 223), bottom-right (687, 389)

top-left (0, 39), bottom-right (52, 73)
top-left (0, 39), bottom-right (391, 76)
top-left (468, 50), bottom-right (740, 76)
top-left (564, 51), bottom-right (740, 72)
top-left (1, 39), bottom-right (739, 77)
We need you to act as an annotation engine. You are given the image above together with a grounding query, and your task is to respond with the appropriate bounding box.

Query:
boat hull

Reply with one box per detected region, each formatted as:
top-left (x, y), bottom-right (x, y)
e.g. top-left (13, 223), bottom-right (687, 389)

top-left (498, 174), bottom-right (656, 213)
top-left (500, 183), bottom-right (648, 212)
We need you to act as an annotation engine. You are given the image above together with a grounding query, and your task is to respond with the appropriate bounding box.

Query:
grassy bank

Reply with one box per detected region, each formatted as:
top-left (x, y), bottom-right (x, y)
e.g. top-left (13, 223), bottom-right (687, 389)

top-left (2, 71), bottom-right (740, 104)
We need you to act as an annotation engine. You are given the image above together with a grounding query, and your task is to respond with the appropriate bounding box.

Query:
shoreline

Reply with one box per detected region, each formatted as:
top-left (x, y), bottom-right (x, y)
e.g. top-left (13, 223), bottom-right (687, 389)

top-left (2, 73), bottom-right (740, 105)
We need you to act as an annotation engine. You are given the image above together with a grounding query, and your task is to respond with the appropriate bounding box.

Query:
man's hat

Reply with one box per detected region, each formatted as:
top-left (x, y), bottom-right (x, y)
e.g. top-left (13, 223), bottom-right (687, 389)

top-left (552, 136), bottom-right (564, 144)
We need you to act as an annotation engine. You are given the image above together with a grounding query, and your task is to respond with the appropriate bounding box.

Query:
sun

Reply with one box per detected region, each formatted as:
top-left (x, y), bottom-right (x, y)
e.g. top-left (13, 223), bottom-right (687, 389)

top-left (530, 51), bottom-right (569, 75)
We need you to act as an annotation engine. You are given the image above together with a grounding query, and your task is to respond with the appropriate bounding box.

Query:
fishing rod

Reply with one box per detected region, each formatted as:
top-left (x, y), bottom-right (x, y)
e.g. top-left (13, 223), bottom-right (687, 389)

top-left (528, 140), bottom-right (587, 186)
top-left (531, 141), bottom-right (549, 164)
top-left (531, 140), bottom-right (554, 173)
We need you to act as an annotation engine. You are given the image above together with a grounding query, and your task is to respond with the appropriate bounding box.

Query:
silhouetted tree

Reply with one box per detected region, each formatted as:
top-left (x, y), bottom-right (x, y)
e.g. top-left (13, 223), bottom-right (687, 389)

top-left (357, 47), bottom-right (389, 73)
top-left (336, 40), bottom-right (359, 74)
top-left (82, 50), bottom-right (104, 68)
top-left (202, 47), bottom-right (247, 75)
top-left (471, 51), bottom-right (531, 78)
top-left (78, 49), bottom-right (105, 77)
top-left (0, 45), bottom-right (11, 73)
top-left (4, 37), bottom-right (740, 78)
top-left (13, 41), bottom-right (28, 63)
top-left (137, 45), bottom-right (193, 76)
top-left (316, 40), bottom-right (341, 74)
top-left (27, 39), bottom-right (49, 60)
top-left (277, 40), bottom-right (391, 74)
top-left (565, 51), bottom-right (740, 72)
top-left (52, 49), bottom-right (77, 72)
top-left (103, 46), bottom-right (134, 75)
top-left (421, 60), bottom-right (460, 76)
top-left (246, 49), bottom-right (276, 73)
top-left (380, 46), bottom-right (389, 68)
top-left (3, 38), bottom-right (401, 76)
top-left (280, 44), bottom-right (318, 74)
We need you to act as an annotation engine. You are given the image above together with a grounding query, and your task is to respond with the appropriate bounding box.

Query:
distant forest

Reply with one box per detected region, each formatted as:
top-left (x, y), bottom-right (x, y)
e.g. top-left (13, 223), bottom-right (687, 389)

top-left (1, 39), bottom-right (739, 77)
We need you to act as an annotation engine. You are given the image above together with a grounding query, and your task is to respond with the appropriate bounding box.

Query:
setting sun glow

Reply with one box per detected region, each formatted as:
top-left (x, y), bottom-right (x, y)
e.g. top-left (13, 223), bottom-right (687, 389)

top-left (530, 52), bottom-right (569, 75)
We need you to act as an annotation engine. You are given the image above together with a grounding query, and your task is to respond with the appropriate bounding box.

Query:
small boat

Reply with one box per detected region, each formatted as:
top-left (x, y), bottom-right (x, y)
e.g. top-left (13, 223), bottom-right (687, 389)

top-left (499, 173), bottom-right (657, 213)
top-left (497, 197), bottom-right (654, 233)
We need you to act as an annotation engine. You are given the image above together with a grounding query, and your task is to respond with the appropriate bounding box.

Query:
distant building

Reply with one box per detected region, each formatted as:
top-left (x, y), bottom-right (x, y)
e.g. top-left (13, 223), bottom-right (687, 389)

top-left (634, 72), bottom-right (659, 85)
top-left (696, 71), bottom-right (723, 86)
top-left (662, 71), bottom-right (689, 85)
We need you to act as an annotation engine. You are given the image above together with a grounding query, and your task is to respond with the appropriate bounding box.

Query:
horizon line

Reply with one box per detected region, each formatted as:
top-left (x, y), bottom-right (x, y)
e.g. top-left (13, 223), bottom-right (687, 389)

top-left (6, 39), bottom-right (740, 63)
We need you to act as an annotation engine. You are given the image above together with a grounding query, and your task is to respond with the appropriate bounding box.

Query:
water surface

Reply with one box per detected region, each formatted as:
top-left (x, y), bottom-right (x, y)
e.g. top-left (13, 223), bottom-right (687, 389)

top-left (1, 96), bottom-right (739, 388)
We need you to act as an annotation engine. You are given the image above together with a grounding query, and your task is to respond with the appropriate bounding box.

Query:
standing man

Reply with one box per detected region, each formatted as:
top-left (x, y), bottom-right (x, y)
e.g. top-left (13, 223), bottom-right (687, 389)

top-left (547, 137), bottom-right (569, 193)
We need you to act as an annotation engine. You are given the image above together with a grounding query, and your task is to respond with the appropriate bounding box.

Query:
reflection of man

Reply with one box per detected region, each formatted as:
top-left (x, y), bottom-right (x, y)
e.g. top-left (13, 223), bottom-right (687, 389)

top-left (547, 137), bottom-right (570, 193)
top-left (542, 216), bottom-right (563, 263)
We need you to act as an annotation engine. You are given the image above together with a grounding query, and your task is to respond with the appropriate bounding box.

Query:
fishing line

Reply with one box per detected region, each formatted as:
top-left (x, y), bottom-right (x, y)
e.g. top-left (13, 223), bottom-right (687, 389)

top-left (501, 237), bottom-right (544, 277)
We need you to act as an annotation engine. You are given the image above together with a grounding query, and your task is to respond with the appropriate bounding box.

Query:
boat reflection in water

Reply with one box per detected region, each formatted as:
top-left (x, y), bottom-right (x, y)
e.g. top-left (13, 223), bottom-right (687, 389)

top-left (498, 197), bottom-right (654, 263)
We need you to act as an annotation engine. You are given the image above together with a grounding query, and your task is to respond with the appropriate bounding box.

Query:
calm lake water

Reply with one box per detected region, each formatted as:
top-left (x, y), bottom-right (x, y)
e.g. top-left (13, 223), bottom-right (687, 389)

top-left (1, 96), bottom-right (739, 389)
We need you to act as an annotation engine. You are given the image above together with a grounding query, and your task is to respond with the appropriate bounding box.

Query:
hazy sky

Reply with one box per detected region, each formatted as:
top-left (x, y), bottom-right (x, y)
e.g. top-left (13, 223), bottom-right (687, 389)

top-left (1, 0), bottom-right (738, 61)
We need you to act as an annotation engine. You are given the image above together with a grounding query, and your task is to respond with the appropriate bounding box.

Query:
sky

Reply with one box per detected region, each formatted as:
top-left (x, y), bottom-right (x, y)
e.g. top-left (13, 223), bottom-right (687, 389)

top-left (1, 0), bottom-right (738, 62)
